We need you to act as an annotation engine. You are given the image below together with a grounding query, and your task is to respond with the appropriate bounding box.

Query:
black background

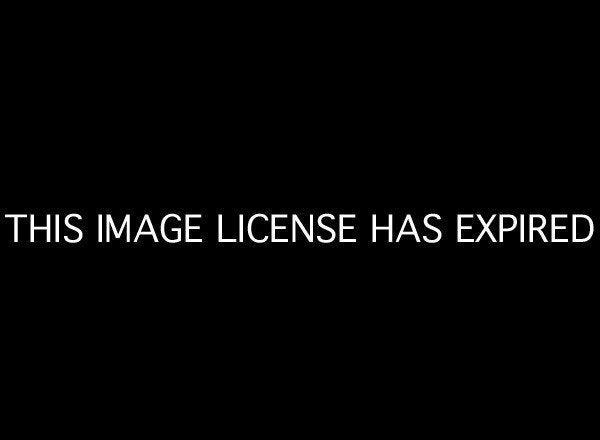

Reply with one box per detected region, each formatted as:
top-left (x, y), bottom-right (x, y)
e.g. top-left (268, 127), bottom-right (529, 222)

top-left (1, 6), bottom-right (597, 434)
